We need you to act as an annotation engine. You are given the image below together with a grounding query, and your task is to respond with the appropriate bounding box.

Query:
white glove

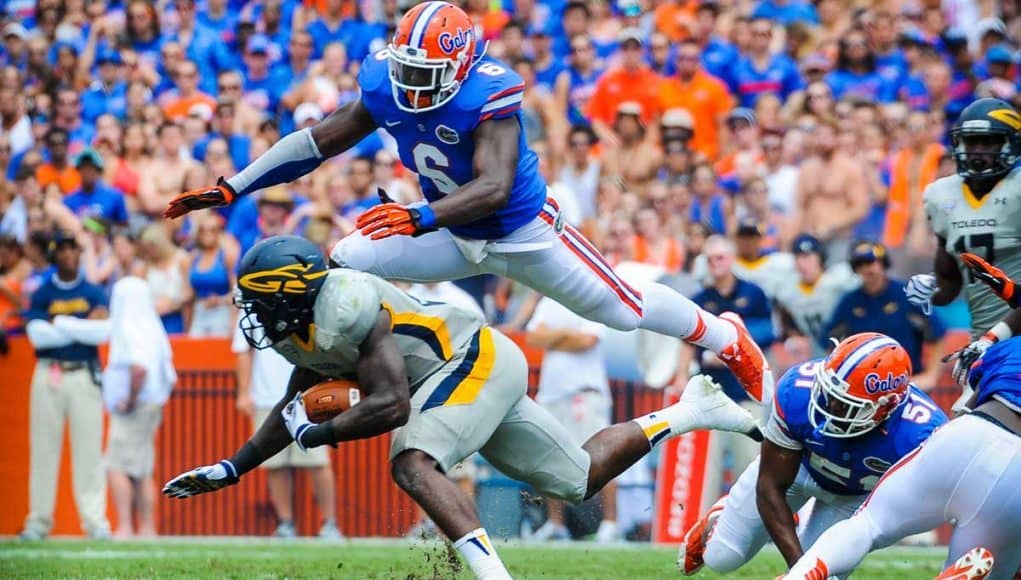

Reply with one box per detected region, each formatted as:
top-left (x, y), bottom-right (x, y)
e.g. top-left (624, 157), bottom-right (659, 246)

top-left (162, 460), bottom-right (239, 499)
top-left (905, 273), bottom-right (938, 315)
top-left (282, 391), bottom-right (313, 452)
top-left (944, 336), bottom-right (995, 387)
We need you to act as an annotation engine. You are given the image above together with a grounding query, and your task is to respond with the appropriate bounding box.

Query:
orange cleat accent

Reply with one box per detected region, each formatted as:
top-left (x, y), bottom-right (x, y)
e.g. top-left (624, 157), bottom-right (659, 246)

top-left (936, 548), bottom-right (995, 580)
top-left (677, 497), bottom-right (726, 576)
top-left (717, 312), bottom-right (774, 404)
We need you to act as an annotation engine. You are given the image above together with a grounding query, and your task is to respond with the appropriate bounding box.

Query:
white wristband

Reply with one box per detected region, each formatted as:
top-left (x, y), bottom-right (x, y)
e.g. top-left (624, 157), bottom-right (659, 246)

top-left (987, 321), bottom-right (1013, 342)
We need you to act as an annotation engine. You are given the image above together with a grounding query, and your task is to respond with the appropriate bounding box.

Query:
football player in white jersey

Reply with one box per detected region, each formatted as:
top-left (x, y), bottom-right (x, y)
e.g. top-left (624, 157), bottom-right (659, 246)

top-left (775, 234), bottom-right (859, 358)
top-left (905, 98), bottom-right (1021, 405)
top-left (162, 236), bottom-right (762, 580)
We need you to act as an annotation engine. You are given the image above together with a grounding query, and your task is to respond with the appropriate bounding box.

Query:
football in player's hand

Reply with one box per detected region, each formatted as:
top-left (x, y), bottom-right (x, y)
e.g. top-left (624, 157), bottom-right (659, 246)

top-left (302, 380), bottom-right (361, 423)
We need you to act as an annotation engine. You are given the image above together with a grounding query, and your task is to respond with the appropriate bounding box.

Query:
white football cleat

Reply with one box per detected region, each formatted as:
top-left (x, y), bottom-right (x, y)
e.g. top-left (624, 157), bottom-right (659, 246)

top-left (935, 547), bottom-right (995, 580)
top-left (670, 375), bottom-right (763, 439)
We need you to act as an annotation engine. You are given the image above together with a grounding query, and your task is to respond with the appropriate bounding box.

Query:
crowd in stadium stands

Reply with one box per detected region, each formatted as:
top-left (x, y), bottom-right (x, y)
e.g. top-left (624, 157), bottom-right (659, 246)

top-left (0, 0), bottom-right (1015, 540)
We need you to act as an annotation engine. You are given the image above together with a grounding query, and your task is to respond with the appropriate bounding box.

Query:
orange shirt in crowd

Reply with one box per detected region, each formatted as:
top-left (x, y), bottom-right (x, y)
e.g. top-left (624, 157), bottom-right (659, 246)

top-left (659, 69), bottom-right (735, 161)
top-left (883, 143), bottom-right (944, 248)
top-left (654, 1), bottom-right (697, 42)
top-left (163, 93), bottom-right (218, 121)
top-left (36, 163), bottom-right (81, 195)
top-left (632, 235), bottom-right (685, 273)
top-left (0, 276), bottom-right (22, 332)
top-left (586, 67), bottom-right (663, 127)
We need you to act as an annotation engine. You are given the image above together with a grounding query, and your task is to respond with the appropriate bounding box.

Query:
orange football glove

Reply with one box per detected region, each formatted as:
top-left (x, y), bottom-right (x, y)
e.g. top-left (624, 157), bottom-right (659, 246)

top-left (961, 252), bottom-right (1018, 307)
top-left (163, 178), bottom-right (236, 219)
top-left (355, 188), bottom-right (436, 240)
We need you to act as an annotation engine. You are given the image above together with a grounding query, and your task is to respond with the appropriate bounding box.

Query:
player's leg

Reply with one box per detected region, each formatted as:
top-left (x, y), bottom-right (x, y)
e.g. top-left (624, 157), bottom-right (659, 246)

top-left (331, 229), bottom-right (482, 282)
top-left (942, 416), bottom-right (1021, 580)
top-left (389, 327), bottom-right (527, 580)
top-left (493, 216), bottom-right (770, 402)
top-left (785, 431), bottom-right (955, 579)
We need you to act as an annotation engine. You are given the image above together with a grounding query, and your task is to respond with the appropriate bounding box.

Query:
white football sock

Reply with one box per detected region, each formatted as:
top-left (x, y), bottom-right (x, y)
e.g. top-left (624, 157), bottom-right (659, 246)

top-left (636, 282), bottom-right (737, 352)
top-left (453, 528), bottom-right (510, 580)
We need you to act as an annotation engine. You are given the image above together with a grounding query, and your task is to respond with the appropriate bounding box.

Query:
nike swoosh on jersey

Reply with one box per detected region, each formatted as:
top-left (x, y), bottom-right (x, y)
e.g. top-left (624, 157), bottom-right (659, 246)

top-left (386, 120), bottom-right (401, 127)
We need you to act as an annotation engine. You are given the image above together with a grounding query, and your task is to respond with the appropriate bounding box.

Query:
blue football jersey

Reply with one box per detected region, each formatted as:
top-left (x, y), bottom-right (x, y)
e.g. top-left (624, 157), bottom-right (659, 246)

top-left (971, 337), bottom-right (1021, 412)
top-left (767, 359), bottom-right (947, 496)
top-left (358, 50), bottom-right (547, 240)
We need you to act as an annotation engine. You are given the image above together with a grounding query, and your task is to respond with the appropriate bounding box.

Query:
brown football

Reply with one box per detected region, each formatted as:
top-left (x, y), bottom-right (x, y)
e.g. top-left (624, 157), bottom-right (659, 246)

top-left (302, 379), bottom-right (362, 423)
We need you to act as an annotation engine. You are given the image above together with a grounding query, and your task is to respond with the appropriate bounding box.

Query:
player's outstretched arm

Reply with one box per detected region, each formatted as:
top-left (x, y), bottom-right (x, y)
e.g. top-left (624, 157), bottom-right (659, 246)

top-left (756, 440), bottom-right (804, 568)
top-left (164, 99), bottom-right (378, 218)
top-left (163, 367), bottom-right (324, 498)
top-left (426, 117), bottom-right (519, 228)
top-left (294, 310), bottom-right (412, 449)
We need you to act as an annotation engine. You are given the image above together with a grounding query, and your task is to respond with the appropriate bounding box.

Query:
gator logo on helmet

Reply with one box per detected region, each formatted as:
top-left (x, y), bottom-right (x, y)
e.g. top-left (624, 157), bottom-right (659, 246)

top-left (989, 108), bottom-right (1021, 131)
top-left (239, 264), bottom-right (327, 294)
top-left (863, 372), bottom-right (909, 395)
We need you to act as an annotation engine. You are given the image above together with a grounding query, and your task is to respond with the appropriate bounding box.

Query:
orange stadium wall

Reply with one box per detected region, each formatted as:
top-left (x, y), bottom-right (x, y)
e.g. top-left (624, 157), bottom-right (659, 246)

top-left (0, 334), bottom-right (966, 539)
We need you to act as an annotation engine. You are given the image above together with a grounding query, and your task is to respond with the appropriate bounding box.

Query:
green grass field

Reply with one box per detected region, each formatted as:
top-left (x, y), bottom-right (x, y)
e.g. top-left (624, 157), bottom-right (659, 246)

top-left (0, 538), bottom-right (945, 579)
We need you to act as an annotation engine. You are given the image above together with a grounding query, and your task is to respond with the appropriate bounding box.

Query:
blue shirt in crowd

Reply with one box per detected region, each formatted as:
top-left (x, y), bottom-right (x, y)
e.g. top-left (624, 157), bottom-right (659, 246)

top-left (63, 182), bottom-right (129, 224)
top-left (730, 54), bottom-right (804, 107)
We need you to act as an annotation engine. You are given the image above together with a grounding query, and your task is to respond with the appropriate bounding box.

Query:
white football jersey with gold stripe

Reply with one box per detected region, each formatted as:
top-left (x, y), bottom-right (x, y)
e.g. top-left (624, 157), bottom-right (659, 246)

top-left (271, 269), bottom-right (485, 388)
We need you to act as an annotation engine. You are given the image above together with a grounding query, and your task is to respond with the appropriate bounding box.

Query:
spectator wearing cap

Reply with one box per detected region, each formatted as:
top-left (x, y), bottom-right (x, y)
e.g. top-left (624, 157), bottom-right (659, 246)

top-left (659, 39), bottom-right (734, 161)
top-left (729, 17), bottom-right (803, 108)
top-left (305, 0), bottom-right (384, 63)
top-left (820, 242), bottom-right (945, 389)
top-left (974, 17), bottom-right (1008, 58)
top-left (527, 22), bottom-right (565, 92)
top-left (81, 49), bottom-right (128, 125)
top-left (193, 100), bottom-right (252, 173)
top-left (554, 34), bottom-right (605, 129)
top-left (978, 44), bottom-right (1014, 84)
top-left (0, 81), bottom-right (33, 156)
top-left (63, 148), bottom-right (129, 225)
top-left (825, 27), bottom-right (897, 103)
top-left (3, 22), bottom-right (28, 68)
top-left (775, 233), bottom-right (858, 359)
top-left (729, 215), bottom-right (792, 299)
top-left (36, 128), bottom-right (81, 196)
top-left (241, 34), bottom-right (281, 113)
top-left (602, 101), bottom-right (662, 191)
top-left (161, 59), bottom-right (217, 122)
top-left (751, 0), bottom-right (818, 26)
top-left (715, 107), bottom-right (760, 177)
top-left (21, 231), bottom-right (111, 540)
top-left (883, 111), bottom-right (944, 251)
top-left (586, 28), bottom-right (663, 145)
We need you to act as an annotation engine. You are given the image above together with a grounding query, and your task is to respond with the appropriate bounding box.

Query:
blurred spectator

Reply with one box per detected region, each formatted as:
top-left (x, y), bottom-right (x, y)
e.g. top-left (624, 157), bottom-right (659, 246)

top-left (53, 87), bottom-right (93, 147)
top-left (0, 82), bottom-right (33, 156)
top-left (103, 276), bottom-right (176, 539)
top-left (514, 57), bottom-right (566, 148)
top-left (760, 130), bottom-right (798, 217)
top-left (528, 25), bottom-right (564, 92)
top-left (187, 213), bottom-right (238, 338)
top-left (689, 1), bottom-right (738, 84)
top-left (587, 28), bottom-right (662, 145)
top-left (232, 318), bottom-right (342, 540)
top-left (725, 217), bottom-right (793, 300)
top-left (689, 162), bottom-right (732, 235)
top-left (826, 27), bottom-right (895, 103)
top-left (659, 39), bottom-right (734, 161)
top-left (373, 149), bottom-right (417, 205)
top-left (0, 235), bottom-right (29, 334)
top-left (554, 34), bottom-right (604, 129)
top-left (21, 232), bottom-right (110, 540)
top-left (161, 59), bottom-right (216, 121)
top-left (80, 48), bottom-right (127, 125)
top-left (124, 0), bottom-right (162, 66)
top-left (820, 242), bottom-right (945, 389)
top-left (632, 206), bottom-right (684, 273)
top-left (138, 224), bottom-right (192, 335)
top-left (776, 234), bottom-right (858, 359)
top-left (557, 125), bottom-right (601, 227)
top-left (306, 0), bottom-right (383, 63)
top-left (107, 122), bottom-right (152, 213)
top-left (716, 108), bottom-right (761, 178)
top-left (885, 111), bottom-right (945, 252)
top-left (679, 235), bottom-right (772, 494)
top-left (602, 102), bottom-right (661, 191)
top-left (230, 186), bottom-right (297, 256)
top-left (193, 100), bottom-right (251, 173)
top-left (36, 127), bottom-right (81, 195)
top-left (525, 295), bottom-right (617, 543)
top-left (752, 0), bottom-right (818, 26)
top-left (63, 148), bottom-right (129, 225)
top-left (730, 17), bottom-right (803, 108)
top-left (139, 122), bottom-right (199, 217)
top-left (735, 180), bottom-right (782, 251)
top-left (793, 119), bottom-right (869, 263)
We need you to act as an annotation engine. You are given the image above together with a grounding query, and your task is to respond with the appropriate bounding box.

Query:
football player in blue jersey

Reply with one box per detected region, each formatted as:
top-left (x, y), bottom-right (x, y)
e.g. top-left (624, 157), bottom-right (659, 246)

top-left (162, 1), bottom-right (773, 405)
top-left (785, 337), bottom-right (1021, 579)
top-left (679, 333), bottom-right (947, 577)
